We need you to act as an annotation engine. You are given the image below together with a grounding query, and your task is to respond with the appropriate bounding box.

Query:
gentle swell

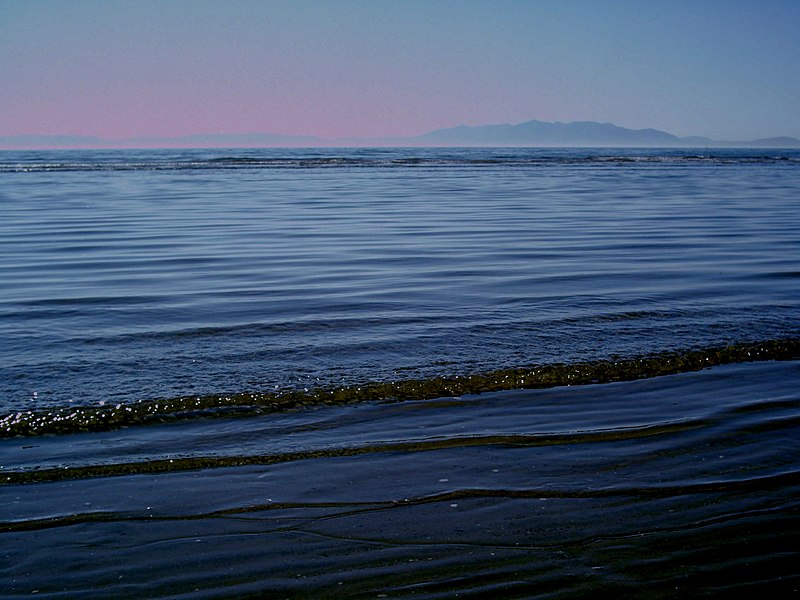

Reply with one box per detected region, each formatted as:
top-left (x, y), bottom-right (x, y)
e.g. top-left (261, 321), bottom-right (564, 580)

top-left (3, 152), bottom-right (799, 173)
top-left (2, 338), bottom-right (798, 439)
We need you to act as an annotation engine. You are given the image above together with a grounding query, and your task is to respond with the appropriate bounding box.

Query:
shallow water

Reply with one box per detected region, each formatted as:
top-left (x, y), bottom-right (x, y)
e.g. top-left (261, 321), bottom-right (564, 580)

top-left (1, 147), bottom-right (799, 597)
top-left (3, 361), bottom-right (800, 598)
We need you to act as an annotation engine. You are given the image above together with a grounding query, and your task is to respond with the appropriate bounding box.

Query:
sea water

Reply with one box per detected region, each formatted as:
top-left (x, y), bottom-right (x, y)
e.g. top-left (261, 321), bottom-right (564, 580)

top-left (1, 147), bottom-right (799, 598)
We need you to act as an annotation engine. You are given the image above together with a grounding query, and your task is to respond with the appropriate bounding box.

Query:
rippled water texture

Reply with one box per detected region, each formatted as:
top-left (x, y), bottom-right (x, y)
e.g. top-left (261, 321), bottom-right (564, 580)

top-left (3, 362), bottom-right (800, 598)
top-left (1, 148), bottom-right (799, 425)
top-left (1, 147), bottom-right (799, 597)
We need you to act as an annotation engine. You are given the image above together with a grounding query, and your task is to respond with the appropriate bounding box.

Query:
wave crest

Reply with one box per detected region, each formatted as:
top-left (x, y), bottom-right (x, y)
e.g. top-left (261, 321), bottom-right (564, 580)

top-left (2, 338), bottom-right (798, 438)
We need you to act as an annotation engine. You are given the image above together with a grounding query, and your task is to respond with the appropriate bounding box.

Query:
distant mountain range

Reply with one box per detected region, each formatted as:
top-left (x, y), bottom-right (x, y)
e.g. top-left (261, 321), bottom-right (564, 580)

top-left (2, 119), bottom-right (799, 148)
top-left (409, 120), bottom-right (800, 148)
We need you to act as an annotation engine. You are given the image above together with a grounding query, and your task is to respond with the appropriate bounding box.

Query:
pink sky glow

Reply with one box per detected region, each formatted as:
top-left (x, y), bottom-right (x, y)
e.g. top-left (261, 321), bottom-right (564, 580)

top-left (2, 1), bottom-right (799, 144)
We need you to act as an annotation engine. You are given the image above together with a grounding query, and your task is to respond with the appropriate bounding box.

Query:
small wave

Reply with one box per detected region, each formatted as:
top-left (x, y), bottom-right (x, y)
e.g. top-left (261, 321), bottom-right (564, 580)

top-left (2, 338), bottom-right (798, 439)
top-left (1, 420), bottom-right (706, 486)
top-left (3, 152), bottom-right (798, 173)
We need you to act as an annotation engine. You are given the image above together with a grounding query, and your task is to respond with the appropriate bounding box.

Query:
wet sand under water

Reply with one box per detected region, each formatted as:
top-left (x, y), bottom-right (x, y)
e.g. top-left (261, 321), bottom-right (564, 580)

top-left (2, 360), bottom-right (800, 598)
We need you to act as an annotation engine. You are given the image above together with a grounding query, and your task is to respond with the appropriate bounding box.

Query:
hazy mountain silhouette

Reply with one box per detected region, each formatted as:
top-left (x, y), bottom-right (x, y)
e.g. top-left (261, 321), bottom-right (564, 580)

top-left (1, 120), bottom-right (798, 148)
top-left (411, 119), bottom-right (683, 146)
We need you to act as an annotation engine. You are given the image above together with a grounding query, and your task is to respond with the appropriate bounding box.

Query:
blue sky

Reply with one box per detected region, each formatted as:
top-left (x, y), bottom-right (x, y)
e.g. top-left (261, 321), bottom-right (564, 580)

top-left (1, 0), bottom-right (798, 140)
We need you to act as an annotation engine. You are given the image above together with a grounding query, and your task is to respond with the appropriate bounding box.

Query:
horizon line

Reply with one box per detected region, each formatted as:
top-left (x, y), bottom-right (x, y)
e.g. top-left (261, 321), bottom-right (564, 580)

top-left (2, 118), bottom-right (799, 150)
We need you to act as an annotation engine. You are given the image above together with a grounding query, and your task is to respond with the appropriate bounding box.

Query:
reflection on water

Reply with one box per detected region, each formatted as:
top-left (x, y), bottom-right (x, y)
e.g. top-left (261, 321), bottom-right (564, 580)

top-left (3, 362), bottom-right (800, 598)
top-left (1, 148), bottom-right (799, 597)
top-left (2, 148), bottom-right (799, 420)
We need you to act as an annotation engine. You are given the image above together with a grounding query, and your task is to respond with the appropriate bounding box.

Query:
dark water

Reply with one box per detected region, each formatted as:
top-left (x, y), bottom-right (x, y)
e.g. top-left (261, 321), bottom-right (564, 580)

top-left (1, 147), bottom-right (799, 598)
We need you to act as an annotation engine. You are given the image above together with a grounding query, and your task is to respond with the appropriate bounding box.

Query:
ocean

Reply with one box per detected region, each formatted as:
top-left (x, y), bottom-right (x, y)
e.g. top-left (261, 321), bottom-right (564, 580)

top-left (1, 147), bottom-right (799, 598)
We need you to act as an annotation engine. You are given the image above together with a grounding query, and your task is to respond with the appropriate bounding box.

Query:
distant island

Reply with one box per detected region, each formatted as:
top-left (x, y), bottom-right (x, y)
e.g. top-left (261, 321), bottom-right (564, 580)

top-left (2, 119), bottom-right (799, 149)
top-left (404, 120), bottom-right (800, 148)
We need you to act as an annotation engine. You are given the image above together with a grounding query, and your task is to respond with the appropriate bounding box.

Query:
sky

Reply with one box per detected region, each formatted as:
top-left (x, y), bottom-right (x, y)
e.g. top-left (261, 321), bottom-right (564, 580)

top-left (1, 0), bottom-right (799, 142)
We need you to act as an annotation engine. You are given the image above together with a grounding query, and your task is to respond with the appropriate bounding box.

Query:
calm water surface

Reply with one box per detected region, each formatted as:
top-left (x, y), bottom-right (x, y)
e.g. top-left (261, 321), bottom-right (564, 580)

top-left (1, 147), bottom-right (799, 598)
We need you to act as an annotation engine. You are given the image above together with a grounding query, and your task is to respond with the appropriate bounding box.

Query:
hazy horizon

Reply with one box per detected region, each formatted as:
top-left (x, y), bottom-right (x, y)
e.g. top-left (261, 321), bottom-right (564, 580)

top-left (2, 0), bottom-right (799, 143)
top-left (3, 117), bottom-right (800, 150)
